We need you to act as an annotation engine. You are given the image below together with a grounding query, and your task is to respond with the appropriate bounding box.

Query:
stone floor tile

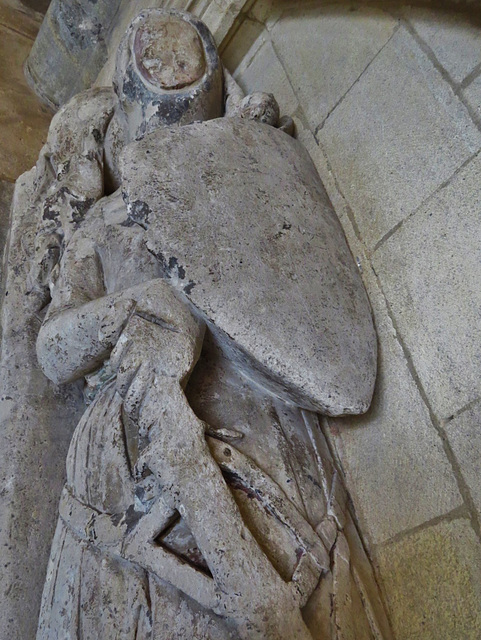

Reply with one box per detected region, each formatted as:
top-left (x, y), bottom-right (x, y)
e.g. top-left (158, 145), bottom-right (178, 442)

top-left (372, 153), bottom-right (481, 420)
top-left (318, 25), bottom-right (481, 250)
top-left (0, 24), bottom-right (51, 180)
top-left (270, 3), bottom-right (398, 128)
top-left (374, 518), bottom-right (481, 640)
top-left (445, 402), bottom-right (481, 518)
top-left (325, 260), bottom-right (462, 546)
top-left (404, 7), bottom-right (481, 84)
top-left (232, 39), bottom-right (299, 117)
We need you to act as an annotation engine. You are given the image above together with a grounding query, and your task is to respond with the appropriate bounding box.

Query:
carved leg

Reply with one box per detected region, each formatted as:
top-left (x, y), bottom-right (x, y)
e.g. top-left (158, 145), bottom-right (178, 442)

top-left (135, 376), bottom-right (312, 640)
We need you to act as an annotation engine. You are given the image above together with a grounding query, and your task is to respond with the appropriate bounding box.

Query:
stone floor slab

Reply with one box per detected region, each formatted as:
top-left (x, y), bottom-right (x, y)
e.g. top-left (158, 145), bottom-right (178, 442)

top-left (374, 518), bottom-right (481, 640)
top-left (318, 25), bottom-right (481, 250)
top-left (372, 152), bottom-right (481, 420)
top-left (270, 3), bottom-right (398, 128)
top-left (445, 401), bottom-right (481, 519)
top-left (404, 7), bottom-right (481, 84)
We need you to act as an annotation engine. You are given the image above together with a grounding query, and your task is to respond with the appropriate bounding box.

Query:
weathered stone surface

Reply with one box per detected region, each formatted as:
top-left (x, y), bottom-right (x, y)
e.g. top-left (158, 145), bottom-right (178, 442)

top-left (133, 13), bottom-right (205, 89)
top-left (289, 121), bottom-right (464, 544)
top-left (25, 0), bottom-right (121, 108)
top-left (0, 179), bottom-right (13, 259)
top-left (270, 4), bottom-right (398, 128)
top-left (318, 26), bottom-right (481, 249)
top-left (4, 9), bottom-right (392, 638)
top-left (404, 7), bottom-right (481, 83)
top-left (373, 152), bottom-right (481, 420)
top-left (122, 117), bottom-right (377, 416)
top-left (0, 169), bottom-right (84, 640)
top-left (326, 262), bottom-right (462, 546)
top-left (445, 401), bottom-right (481, 517)
top-left (374, 519), bottom-right (481, 640)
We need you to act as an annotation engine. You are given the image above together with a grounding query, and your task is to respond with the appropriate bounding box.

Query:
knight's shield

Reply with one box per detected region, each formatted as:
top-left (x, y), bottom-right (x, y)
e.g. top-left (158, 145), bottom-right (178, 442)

top-left (121, 118), bottom-right (376, 416)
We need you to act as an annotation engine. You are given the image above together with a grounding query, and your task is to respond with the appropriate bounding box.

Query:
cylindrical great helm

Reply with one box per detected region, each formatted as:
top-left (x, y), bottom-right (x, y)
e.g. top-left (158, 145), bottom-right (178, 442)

top-left (114, 9), bottom-right (224, 140)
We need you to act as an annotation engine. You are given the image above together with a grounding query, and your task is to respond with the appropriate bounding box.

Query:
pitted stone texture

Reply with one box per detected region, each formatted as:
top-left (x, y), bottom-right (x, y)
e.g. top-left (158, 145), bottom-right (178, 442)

top-left (25, 0), bottom-right (120, 108)
top-left (404, 7), bottom-right (481, 84)
top-left (318, 26), bottom-right (481, 250)
top-left (375, 519), bottom-right (481, 640)
top-left (270, 4), bottom-right (398, 128)
top-left (0, 180), bottom-right (14, 255)
top-left (326, 263), bottom-right (462, 546)
top-left (445, 402), bottom-right (481, 518)
top-left (373, 152), bottom-right (481, 420)
top-left (0, 170), bottom-right (84, 640)
top-left (122, 117), bottom-right (377, 416)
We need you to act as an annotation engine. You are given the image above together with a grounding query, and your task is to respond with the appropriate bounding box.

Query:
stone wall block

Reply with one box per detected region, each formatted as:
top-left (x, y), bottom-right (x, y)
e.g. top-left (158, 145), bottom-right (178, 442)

top-left (270, 4), bottom-right (398, 128)
top-left (374, 518), bottom-right (481, 640)
top-left (443, 402), bottom-right (481, 520)
top-left (403, 6), bottom-right (481, 84)
top-left (372, 152), bottom-right (481, 420)
top-left (318, 26), bottom-right (481, 250)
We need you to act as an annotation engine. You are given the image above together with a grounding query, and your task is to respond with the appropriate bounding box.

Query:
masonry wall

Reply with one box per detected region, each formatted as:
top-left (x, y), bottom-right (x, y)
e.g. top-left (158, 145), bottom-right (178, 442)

top-left (222, 2), bottom-right (481, 638)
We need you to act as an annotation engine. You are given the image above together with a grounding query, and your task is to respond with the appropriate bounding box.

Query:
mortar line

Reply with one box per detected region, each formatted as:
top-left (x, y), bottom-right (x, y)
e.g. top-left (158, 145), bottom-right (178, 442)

top-left (218, 0), bottom-right (257, 54)
top-left (372, 219), bottom-right (404, 254)
top-left (443, 396), bottom-right (481, 425)
top-left (370, 261), bottom-right (481, 542)
top-left (460, 62), bottom-right (481, 89)
top-left (269, 36), bottom-right (305, 112)
top-left (372, 149), bottom-right (480, 253)
top-left (315, 21), bottom-right (401, 136)
top-left (402, 16), bottom-right (481, 133)
top-left (376, 504), bottom-right (471, 548)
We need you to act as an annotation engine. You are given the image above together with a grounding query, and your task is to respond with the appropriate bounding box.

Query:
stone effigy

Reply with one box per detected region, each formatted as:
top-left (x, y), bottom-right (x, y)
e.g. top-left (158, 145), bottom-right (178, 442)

top-left (13, 9), bottom-right (390, 639)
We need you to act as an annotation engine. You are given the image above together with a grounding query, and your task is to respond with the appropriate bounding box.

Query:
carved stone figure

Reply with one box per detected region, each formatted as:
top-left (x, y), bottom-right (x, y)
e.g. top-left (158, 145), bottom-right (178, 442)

top-left (29, 9), bottom-right (388, 639)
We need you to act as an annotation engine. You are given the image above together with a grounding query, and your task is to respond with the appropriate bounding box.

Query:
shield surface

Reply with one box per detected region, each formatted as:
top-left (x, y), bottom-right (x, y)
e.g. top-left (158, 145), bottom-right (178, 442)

top-left (121, 118), bottom-right (376, 416)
